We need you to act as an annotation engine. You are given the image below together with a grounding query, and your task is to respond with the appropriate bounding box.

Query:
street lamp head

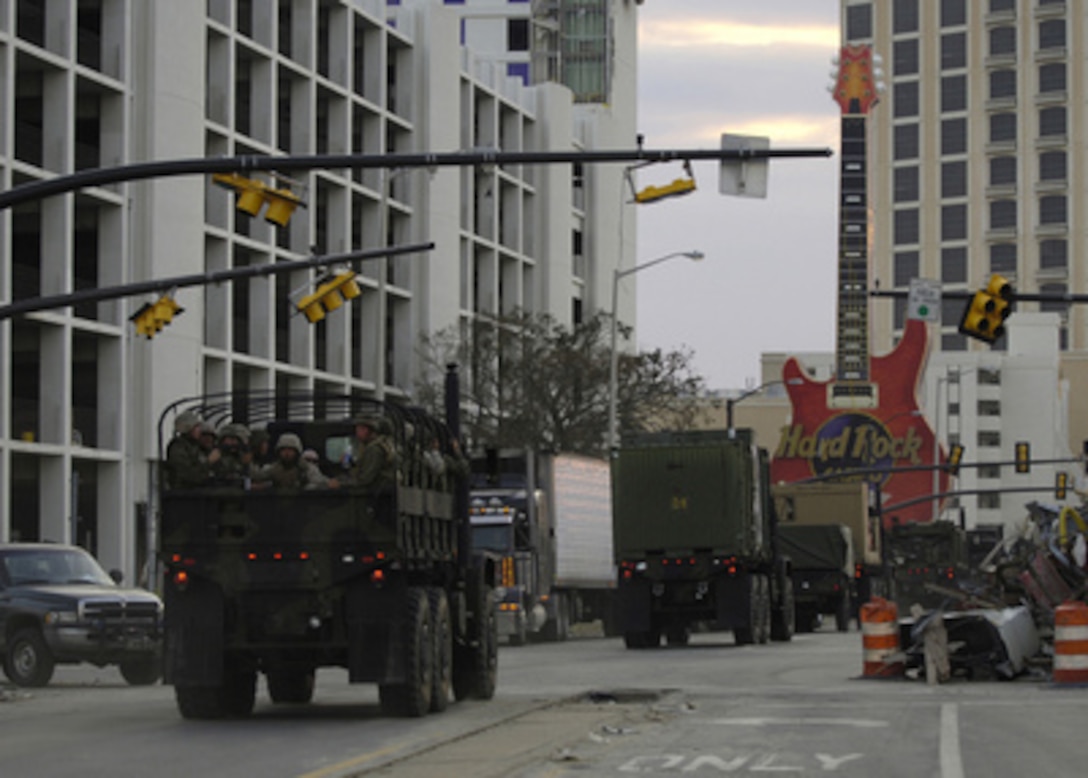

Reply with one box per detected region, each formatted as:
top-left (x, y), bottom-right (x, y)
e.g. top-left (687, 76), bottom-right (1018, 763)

top-left (684, 251), bottom-right (705, 261)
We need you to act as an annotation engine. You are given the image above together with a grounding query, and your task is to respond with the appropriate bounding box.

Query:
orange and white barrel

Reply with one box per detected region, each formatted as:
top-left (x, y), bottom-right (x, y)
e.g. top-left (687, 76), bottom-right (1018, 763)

top-left (1053, 600), bottom-right (1088, 684)
top-left (860, 597), bottom-right (903, 678)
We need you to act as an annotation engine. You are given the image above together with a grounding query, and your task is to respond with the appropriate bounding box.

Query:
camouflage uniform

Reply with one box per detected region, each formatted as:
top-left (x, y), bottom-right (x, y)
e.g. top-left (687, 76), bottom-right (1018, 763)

top-left (165, 411), bottom-right (212, 489)
top-left (213, 423), bottom-right (252, 484)
top-left (255, 433), bottom-right (333, 490)
top-left (345, 416), bottom-right (398, 494)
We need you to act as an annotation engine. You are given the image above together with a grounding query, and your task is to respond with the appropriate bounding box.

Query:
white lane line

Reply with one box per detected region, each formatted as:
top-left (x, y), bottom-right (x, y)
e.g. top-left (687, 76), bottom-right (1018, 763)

top-left (709, 717), bottom-right (888, 728)
top-left (940, 702), bottom-right (965, 778)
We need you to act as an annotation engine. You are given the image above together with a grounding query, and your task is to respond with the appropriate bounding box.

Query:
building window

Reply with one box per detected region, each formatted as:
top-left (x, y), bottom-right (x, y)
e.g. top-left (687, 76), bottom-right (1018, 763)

top-left (979, 492), bottom-right (1002, 509)
top-left (1040, 106), bottom-right (1066, 137)
top-left (942, 161), bottom-right (967, 197)
top-left (942, 246), bottom-right (967, 283)
top-left (978, 464), bottom-right (1001, 479)
top-left (1039, 151), bottom-right (1066, 182)
top-left (990, 156), bottom-right (1016, 186)
top-left (894, 82), bottom-right (919, 118)
top-left (894, 0), bottom-right (919, 34)
top-left (846, 4), bottom-right (873, 40)
top-left (990, 200), bottom-right (1017, 230)
top-left (942, 204), bottom-right (967, 241)
top-left (895, 209), bottom-right (920, 244)
top-left (978, 399), bottom-right (1001, 416)
top-left (895, 124), bottom-right (919, 160)
top-left (894, 39), bottom-right (918, 75)
top-left (978, 431), bottom-right (1001, 447)
top-left (990, 26), bottom-right (1016, 56)
top-left (507, 19), bottom-right (529, 52)
top-left (894, 167), bottom-right (919, 202)
top-left (978, 367), bottom-right (1001, 385)
top-left (1039, 19), bottom-right (1065, 50)
top-left (941, 0), bottom-right (966, 26)
top-left (941, 33), bottom-right (967, 69)
top-left (989, 112), bottom-right (1016, 143)
top-left (1040, 195), bottom-right (1066, 225)
top-left (1040, 63), bottom-right (1066, 94)
top-left (942, 297), bottom-right (964, 326)
top-left (941, 75), bottom-right (967, 111)
top-left (1040, 239), bottom-right (1067, 270)
top-left (942, 118), bottom-right (967, 155)
top-left (990, 70), bottom-right (1016, 99)
top-left (942, 332), bottom-right (968, 351)
top-left (990, 243), bottom-right (1016, 274)
top-left (893, 297), bottom-right (908, 330)
top-left (990, 0), bottom-right (1014, 10)
top-left (894, 250), bottom-right (920, 286)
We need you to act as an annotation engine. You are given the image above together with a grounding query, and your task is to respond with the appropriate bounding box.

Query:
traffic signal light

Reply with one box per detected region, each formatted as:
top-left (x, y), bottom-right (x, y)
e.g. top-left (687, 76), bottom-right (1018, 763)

top-left (130, 294), bottom-right (184, 339)
top-left (296, 271), bottom-right (361, 323)
top-left (633, 160), bottom-right (697, 204)
top-left (1056, 471), bottom-right (1069, 500)
top-left (958, 274), bottom-right (1013, 344)
top-left (212, 173), bottom-right (305, 227)
top-left (946, 444), bottom-right (964, 477)
top-left (1014, 441), bottom-right (1030, 474)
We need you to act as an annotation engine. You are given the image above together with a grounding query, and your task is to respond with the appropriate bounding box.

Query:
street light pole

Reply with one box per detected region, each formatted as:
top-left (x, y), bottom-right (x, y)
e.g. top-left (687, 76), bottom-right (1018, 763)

top-left (608, 250), bottom-right (705, 450)
top-left (726, 378), bottom-right (803, 438)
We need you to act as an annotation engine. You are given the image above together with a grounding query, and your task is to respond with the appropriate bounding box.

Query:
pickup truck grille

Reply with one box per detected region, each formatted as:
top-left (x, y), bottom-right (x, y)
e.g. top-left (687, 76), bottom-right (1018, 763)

top-left (80, 599), bottom-right (160, 623)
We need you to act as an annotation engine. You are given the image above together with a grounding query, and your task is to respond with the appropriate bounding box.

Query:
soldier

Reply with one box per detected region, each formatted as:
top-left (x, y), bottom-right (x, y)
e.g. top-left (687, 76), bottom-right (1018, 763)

top-left (249, 426), bottom-right (272, 466)
top-left (343, 415), bottom-right (398, 494)
top-left (423, 435), bottom-right (469, 491)
top-left (254, 432), bottom-right (338, 490)
top-left (165, 411), bottom-right (220, 489)
top-left (213, 423), bottom-right (252, 485)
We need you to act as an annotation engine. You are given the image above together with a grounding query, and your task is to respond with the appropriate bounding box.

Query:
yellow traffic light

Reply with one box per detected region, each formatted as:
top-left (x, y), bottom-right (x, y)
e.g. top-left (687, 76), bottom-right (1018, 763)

top-left (130, 294), bottom-right (184, 339)
top-left (1056, 471), bottom-right (1069, 500)
top-left (635, 177), bottom-right (697, 204)
top-left (958, 274), bottom-right (1013, 344)
top-left (1014, 441), bottom-right (1030, 474)
top-left (296, 272), bottom-right (361, 323)
top-left (212, 173), bottom-right (305, 226)
top-left (946, 444), bottom-right (964, 477)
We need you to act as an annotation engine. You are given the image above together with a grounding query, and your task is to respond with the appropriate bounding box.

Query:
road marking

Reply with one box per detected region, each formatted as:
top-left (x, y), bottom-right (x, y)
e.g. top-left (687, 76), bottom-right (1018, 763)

top-left (710, 717), bottom-right (888, 728)
top-left (940, 702), bottom-right (964, 778)
top-left (618, 752), bottom-right (864, 773)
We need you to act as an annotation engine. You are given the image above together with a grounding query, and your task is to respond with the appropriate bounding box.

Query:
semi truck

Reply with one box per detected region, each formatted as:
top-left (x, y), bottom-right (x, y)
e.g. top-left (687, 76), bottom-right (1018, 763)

top-left (771, 480), bottom-right (887, 618)
top-left (468, 450), bottom-right (615, 644)
top-left (157, 368), bottom-right (498, 719)
top-left (611, 429), bottom-right (794, 648)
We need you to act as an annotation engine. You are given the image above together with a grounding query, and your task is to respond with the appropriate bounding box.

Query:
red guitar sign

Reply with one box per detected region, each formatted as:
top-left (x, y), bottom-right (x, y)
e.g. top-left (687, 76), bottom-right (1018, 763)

top-left (770, 45), bottom-right (947, 527)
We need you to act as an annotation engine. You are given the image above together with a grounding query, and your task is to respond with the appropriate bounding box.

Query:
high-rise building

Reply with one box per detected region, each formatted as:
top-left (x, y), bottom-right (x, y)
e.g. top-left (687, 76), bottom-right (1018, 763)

top-left (0, 0), bottom-right (638, 575)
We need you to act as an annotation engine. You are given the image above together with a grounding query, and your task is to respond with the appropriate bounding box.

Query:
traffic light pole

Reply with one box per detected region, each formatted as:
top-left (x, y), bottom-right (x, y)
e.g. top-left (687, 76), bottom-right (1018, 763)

top-left (0, 242), bottom-right (433, 321)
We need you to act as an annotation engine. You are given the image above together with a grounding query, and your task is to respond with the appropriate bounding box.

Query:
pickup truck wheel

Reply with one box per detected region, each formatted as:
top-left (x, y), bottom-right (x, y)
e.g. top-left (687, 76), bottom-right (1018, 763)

top-left (5, 629), bottom-right (55, 688)
top-left (119, 655), bottom-right (162, 686)
top-left (429, 588), bottom-right (452, 713)
top-left (380, 587), bottom-right (434, 717)
top-left (267, 670), bottom-right (315, 704)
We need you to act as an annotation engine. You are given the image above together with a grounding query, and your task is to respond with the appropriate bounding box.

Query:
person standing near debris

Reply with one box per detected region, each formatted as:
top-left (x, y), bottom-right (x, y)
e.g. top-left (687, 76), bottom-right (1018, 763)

top-left (911, 604), bottom-right (950, 685)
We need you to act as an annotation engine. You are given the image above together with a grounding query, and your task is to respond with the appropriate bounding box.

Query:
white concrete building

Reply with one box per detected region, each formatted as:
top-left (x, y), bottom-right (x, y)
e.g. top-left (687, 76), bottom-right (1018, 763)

top-left (0, 0), bottom-right (639, 576)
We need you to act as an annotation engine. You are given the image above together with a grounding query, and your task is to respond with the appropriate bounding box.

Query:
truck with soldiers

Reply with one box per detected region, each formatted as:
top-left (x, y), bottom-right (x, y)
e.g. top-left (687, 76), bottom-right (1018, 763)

top-left (156, 367), bottom-right (498, 719)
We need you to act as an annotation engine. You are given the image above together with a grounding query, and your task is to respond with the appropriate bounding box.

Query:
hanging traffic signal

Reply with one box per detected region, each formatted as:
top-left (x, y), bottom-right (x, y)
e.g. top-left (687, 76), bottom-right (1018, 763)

top-left (958, 273), bottom-right (1013, 344)
top-left (212, 173), bottom-right (305, 227)
top-left (946, 444), bottom-right (964, 477)
top-left (1014, 441), bottom-right (1030, 474)
top-left (633, 160), bottom-right (697, 204)
top-left (130, 294), bottom-right (184, 339)
top-left (296, 271), bottom-right (362, 323)
top-left (1056, 472), bottom-right (1069, 500)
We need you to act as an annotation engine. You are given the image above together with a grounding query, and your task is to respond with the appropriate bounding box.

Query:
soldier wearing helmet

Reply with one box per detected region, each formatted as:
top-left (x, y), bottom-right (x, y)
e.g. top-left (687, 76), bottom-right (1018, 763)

top-left (248, 426), bottom-right (272, 466)
top-left (213, 423), bottom-right (252, 484)
top-left (343, 414), bottom-right (398, 494)
top-left (165, 410), bottom-right (220, 489)
top-left (254, 432), bottom-right (338, 490)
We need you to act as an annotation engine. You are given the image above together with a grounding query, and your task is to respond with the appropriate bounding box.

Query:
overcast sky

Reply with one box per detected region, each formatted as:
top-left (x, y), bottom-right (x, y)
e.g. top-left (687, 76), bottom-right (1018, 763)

top-left (634, 1), bottom-right (842, 391)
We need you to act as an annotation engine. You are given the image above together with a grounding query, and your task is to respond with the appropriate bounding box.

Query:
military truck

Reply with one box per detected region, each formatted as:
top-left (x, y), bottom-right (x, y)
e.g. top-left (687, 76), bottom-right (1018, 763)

top-left (156, 368), bottom-right (498, 719)
top-left (771, 481), bottom-right (887, 616)
top-left (777, 524), bottom-right (854, 632)
top-left (612, 429), bottom-right (794, 648)
top-left (469, 450), bottom-right (615, 644)
top-left (888, 520), bottom-right (970, 612)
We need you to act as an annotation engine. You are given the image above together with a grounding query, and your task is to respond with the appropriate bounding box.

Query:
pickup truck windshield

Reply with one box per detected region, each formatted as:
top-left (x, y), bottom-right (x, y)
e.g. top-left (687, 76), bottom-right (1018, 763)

top-left (2, 549), bottom-right (114, 587)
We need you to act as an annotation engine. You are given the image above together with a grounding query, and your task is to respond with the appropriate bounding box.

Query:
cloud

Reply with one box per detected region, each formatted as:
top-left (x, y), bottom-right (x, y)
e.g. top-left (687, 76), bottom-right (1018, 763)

top-left (640, 20), bottom-right (839, 51)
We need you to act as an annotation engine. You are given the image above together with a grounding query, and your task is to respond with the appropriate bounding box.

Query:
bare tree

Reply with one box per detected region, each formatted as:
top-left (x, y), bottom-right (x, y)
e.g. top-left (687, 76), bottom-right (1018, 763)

top-left (415, 311), bottom-right (705, 456)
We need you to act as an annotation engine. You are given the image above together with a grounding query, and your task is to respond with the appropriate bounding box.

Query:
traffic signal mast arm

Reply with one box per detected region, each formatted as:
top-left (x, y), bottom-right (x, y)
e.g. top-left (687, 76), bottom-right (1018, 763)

top-left (0, 243), bottom-right (433, 321)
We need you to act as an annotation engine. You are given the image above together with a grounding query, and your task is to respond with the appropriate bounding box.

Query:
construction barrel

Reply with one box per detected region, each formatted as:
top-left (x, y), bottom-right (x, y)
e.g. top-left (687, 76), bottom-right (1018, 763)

top-left (1053, 600), bottom-right (1088, 684)
top-left (860, 597), bottom-right (904, 678)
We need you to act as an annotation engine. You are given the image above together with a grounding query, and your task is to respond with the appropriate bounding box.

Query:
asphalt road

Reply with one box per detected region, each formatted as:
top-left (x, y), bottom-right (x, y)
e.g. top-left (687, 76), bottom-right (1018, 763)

top-left (1, 625), bottom-right (1083, 777)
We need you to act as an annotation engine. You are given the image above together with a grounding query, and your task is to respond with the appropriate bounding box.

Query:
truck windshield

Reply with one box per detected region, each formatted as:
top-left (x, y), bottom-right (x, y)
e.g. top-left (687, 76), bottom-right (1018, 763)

top-left (471, 524), bottom-right (514, 553)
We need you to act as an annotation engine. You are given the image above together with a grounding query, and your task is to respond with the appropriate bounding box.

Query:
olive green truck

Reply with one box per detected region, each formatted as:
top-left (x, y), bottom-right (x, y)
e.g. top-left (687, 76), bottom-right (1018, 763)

top-left (612, 429), bottom-right (795, 648)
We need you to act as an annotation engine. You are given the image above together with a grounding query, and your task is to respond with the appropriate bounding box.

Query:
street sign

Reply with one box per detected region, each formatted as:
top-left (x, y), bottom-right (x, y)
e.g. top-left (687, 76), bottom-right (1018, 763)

top-left (719, 134), bottom-right (769, 199)
top-left (907, 278), bottom-right (941, 322)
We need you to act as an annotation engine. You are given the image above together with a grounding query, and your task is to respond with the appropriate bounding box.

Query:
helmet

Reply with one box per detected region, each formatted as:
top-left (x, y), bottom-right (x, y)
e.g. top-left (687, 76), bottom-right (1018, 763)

top-left (353, 414), bottom-right (383, 432)
top-left (275, 432), bottom-right (303, 454)
top-left (175, 411), bottom-right (203, 434)
top-left (249, 427), bottom-right (269, 448)
top-left (219, 423), bottom-right (250, 445)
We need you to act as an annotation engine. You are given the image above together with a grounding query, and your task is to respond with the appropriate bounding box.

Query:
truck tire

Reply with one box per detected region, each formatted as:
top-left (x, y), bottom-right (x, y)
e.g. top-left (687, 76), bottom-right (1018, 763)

top-left (770, 578), bottom-right (795, 642)
top-left (429, 588), bottom-right (452, 713)
top-left (554, 593), bottom-right (570, 642)
top-left (379, 587), bottom-right (434, 717)
top-left (665, 626), bottom-right (691, 646)
top-left (835, 593), bottom-right (851, 633)
top-left (453, 582), bottom-right (497, 701)
top-left (509, 612), bottom-right (527, 647)
top-left (267, 670), bottom-right (315, 704)
top-left (4, 628), bottom-right (55, 688)
top-left (623, 629), bottom-right (661, 649)
top-left (756, 576), bottom-right (772, 645)
top-left (175, 661), bottom-right (257, 719)
top-left (119, 655), bottom-right (162, 686)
